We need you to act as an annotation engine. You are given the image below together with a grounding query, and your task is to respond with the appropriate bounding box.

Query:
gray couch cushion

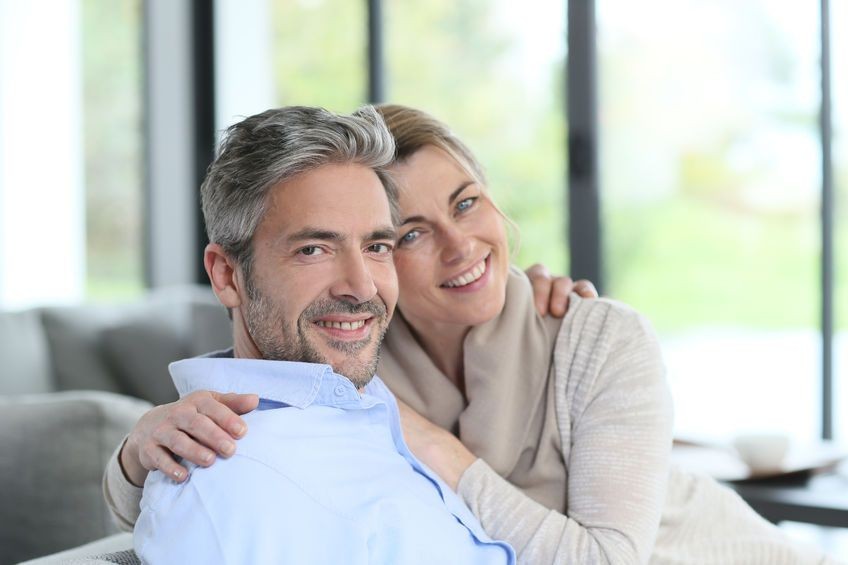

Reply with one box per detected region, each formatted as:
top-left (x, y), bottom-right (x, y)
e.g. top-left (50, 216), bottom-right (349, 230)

top-left (101, 316), bottom-right (184, 406)
top-left (188, 300), bottom-right (232, 357)
top-left (41, 307), bottom-right (131, 394)
top-left (0, 309), bottom-right (53, 394)
top-left (0, 391), bottom-right (151, 564)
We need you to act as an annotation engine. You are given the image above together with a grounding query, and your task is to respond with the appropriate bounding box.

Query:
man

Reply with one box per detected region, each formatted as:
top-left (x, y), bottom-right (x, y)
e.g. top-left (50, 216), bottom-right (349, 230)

top-left (132, 106), bottom-right (514, 564)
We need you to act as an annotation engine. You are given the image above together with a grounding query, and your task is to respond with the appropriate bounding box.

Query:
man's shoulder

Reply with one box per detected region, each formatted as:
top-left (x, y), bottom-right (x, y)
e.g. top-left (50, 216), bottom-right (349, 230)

top-left (136, 446), bottom-right (368, 564)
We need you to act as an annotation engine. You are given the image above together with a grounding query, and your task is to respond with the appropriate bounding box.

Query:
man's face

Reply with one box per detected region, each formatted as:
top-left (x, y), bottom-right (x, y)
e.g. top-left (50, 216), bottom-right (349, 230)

top-left (239, 163), bottom-right (398, 388)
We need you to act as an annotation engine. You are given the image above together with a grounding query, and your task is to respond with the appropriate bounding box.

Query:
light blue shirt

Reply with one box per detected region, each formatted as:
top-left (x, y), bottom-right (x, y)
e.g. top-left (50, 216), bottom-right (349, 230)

top-left (134, 355), bottom-right (515, 565)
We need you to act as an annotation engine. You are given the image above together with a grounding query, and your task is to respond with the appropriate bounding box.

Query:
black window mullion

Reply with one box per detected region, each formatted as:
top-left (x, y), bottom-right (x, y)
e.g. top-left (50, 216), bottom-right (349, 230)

top-left (367, 0), bottom-right (385, 104)
top-left (820, 0), bottom-right (834, 440)
top-left (566, 0), bottom-right (603, 293)
top-left (192, 0), bottom-right (216, 285)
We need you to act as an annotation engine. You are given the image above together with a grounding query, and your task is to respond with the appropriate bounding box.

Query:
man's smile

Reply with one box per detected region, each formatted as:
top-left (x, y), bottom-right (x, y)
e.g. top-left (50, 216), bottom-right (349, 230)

top-left (312, 315), bottom-right (375, 341)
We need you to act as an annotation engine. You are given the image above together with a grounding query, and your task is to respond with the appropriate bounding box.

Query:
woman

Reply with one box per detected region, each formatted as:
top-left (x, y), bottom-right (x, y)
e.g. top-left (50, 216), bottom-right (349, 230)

top-left (106, 105), bottom-right (834, 564)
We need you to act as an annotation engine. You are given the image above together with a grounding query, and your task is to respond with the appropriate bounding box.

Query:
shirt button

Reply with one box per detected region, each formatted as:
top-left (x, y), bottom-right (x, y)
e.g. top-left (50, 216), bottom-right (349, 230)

top-left (334, 385), bottom-right (346, 396)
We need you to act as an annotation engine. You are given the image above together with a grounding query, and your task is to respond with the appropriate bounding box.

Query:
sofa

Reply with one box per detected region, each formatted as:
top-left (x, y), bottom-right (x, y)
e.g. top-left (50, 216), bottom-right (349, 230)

top-left (0, 286), bottom-right (233, 564)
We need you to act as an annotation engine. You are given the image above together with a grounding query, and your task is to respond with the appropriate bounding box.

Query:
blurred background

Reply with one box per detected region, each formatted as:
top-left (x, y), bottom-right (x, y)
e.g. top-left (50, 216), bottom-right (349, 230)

top-left (1, 0), bottom-right (847, 556)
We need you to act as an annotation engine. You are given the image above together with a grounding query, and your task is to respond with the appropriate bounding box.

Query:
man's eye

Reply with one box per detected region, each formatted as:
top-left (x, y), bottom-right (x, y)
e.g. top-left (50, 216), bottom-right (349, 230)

top-left (399, 230), bottom-right (420, 245)
top-left (456, 197), bottom-right (477, 212)
top-left (368, 243), bottom-right (393, 254)
top-left (298, 246), bottom-right (324, 256)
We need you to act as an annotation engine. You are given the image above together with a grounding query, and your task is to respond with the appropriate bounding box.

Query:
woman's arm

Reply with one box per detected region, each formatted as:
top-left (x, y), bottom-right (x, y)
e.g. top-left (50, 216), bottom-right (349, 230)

top-left (402, 301), bottom-right (673, 564)
top-left (102, 391), bottom-right (258, 529)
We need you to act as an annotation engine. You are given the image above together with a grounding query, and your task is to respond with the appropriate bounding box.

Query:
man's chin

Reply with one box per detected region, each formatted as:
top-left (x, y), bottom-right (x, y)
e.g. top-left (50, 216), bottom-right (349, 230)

top-left (302, 319), bottom-right (387, 388)
top-left (325, 352), bottom-right (380, 389)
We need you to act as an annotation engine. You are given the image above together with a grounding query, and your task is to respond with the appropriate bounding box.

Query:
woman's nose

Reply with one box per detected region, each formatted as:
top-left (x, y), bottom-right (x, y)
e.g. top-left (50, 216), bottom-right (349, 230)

top-left (439, 225), bottom-right (473, 265)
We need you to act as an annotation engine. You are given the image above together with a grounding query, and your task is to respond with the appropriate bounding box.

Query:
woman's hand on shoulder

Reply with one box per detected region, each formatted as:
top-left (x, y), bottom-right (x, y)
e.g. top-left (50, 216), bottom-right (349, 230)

top-left (525, 263), bottom-right (598, 317)
top-left (120, 390), bottom-right (259, 487)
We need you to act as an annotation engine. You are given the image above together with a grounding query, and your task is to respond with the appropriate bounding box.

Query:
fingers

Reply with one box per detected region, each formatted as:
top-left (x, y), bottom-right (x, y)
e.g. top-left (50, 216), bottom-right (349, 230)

top-left (170, 398), bottom-right (239, 458)
top-left (200, 391), bottom-right (255, 439)
top-left (182, 411), bottom-right (236, 457)
top-left (216, 392), bottom-right (260, 419)
top-left (549, 278), bottom-right (598, 317)
top-left (525, 263), bottom-right (553, 316)
top-left (573, 279), bottom-right (598, 299)
top-left (548, 276), bottom-right (575, 318)
top-left (138, 444), bottom-right (189, 483)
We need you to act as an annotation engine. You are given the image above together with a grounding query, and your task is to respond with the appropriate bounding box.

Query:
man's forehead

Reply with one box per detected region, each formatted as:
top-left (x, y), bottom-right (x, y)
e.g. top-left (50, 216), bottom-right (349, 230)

top-left (262, 163), bottom-right (395, 241)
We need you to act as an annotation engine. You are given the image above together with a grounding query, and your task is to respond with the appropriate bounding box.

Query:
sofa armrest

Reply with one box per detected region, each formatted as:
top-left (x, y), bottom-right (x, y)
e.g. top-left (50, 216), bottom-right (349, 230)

top-left (0, 391), bottom-right (151, 564)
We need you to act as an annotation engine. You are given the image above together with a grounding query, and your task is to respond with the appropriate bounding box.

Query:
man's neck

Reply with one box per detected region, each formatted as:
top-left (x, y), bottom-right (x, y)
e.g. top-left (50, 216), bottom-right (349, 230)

top-left (231, 308), bottom-right (265, 360)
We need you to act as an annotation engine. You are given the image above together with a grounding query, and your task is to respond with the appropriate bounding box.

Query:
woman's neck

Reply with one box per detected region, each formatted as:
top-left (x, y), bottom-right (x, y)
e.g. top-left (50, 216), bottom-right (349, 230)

top-left (403, 316), bottom-right (471, 392)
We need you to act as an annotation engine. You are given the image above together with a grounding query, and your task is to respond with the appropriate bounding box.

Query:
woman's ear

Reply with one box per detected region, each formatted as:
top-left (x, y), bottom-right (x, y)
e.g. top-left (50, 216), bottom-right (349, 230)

top-left (204, 243), bottom-right (243, 309)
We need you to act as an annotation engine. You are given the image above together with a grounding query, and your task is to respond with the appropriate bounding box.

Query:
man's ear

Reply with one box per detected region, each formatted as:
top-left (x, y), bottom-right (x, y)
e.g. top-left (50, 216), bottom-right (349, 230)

top-left (204, 243), bottom-right (243, 309)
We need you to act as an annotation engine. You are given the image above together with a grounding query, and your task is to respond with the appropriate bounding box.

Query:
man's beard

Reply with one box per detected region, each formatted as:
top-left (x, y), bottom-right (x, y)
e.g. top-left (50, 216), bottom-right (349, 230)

top-left (243, 282), bottom-right (388, 389)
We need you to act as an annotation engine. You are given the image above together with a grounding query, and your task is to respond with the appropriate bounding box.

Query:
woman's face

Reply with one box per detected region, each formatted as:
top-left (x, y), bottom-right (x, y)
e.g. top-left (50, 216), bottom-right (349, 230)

top-left (390, 145), bottom-right (510, 331)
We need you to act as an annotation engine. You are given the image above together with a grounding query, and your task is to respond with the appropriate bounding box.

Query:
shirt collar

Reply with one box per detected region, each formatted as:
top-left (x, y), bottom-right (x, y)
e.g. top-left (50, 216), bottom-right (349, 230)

top-left (169, 356), bottom-right (365, 409)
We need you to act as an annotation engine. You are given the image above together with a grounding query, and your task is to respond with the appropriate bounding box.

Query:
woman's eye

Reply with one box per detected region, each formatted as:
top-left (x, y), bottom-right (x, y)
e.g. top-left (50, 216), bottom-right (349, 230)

top-left (456, 197), bottom-right (477, 212)
top-left (399, 230), bottom-right (420, 245)
top-left (298, 246), bottom-right (324, 256)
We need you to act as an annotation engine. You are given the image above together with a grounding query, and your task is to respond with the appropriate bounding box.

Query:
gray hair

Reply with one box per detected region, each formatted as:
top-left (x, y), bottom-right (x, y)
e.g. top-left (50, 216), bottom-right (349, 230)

top-left (201, 105), bottom-right (399, 278)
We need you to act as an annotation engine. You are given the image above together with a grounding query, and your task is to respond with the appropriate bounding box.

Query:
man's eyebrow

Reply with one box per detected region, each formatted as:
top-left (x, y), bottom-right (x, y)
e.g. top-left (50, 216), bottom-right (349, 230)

top-left (286, 229), bottom-right (345, 243)
top-left (367, 227), bottom-right (398, 241)
top-left (399, 181), bottom-right (476, 226)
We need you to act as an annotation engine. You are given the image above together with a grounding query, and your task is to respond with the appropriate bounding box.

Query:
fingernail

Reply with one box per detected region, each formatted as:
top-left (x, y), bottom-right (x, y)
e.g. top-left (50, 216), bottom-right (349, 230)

top-left (221, 441), bottom-right (235, 456)
top-left (234, 424), bottom-right (246, 437)
top-left (173, 469), bottom-right (183, 480)
top-left (203, 451), bottom-right (215, 463)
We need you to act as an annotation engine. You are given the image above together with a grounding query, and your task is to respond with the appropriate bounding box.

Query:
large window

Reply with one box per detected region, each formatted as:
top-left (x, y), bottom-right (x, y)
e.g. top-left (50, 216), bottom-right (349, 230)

top-left (272, 0), bottom-right (367, 112)
top-left (82, 0), bottom-right (144, 300)
top-left (598, 1), bottom-right (825, 442)
top-left (0, 0), bottom-right (143, 308)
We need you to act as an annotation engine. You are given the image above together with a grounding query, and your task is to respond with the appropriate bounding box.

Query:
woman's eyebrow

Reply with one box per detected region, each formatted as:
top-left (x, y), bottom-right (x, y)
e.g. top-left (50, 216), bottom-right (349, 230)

top-left (400, 181), bottom-right (477, 226)
top-left (447, 181), bottom-right (475, 205)
top-left (400, 215), bottom-right (425, 227)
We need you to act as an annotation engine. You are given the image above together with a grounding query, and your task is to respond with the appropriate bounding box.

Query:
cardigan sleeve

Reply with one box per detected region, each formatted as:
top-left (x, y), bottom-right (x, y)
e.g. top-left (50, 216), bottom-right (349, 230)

top-left (457, 299), bottom-right (674, 564)
top-left (102, 436), bottom-right (144, 532)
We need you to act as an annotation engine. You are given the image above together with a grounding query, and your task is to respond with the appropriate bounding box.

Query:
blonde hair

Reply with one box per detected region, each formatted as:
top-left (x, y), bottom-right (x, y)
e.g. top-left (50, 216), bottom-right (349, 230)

top-left (375, 103), bottom-right (520, 254)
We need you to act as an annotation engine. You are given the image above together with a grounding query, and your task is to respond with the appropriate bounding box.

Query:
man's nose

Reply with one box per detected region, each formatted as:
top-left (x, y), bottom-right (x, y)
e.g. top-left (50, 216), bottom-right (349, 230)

top-left (330, 252), bottom-right (378, 303)
top-left (439, 224), bottom-right (473, 265)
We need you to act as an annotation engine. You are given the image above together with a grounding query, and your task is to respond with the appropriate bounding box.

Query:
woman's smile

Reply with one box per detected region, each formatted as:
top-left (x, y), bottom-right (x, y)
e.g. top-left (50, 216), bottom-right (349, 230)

top-left (440, 253), bottom-right (491, 292)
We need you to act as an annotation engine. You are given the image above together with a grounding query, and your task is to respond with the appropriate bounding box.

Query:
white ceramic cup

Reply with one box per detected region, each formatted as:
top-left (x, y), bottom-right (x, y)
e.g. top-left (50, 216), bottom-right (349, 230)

top-left (732, 433), bottom-right (790, 473)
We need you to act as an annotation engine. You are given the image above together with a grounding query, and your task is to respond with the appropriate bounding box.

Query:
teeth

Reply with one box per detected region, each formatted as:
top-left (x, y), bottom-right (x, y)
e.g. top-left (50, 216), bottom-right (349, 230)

top-left (315, 320), bottom-right (366, 330)
top-left (444, 259), bottom-right (487, 288)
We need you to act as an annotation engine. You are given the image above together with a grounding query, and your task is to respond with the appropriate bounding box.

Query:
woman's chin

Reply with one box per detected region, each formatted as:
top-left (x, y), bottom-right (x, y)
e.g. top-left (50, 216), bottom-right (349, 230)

top-left (445, 294), bottom-right (506, 327)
